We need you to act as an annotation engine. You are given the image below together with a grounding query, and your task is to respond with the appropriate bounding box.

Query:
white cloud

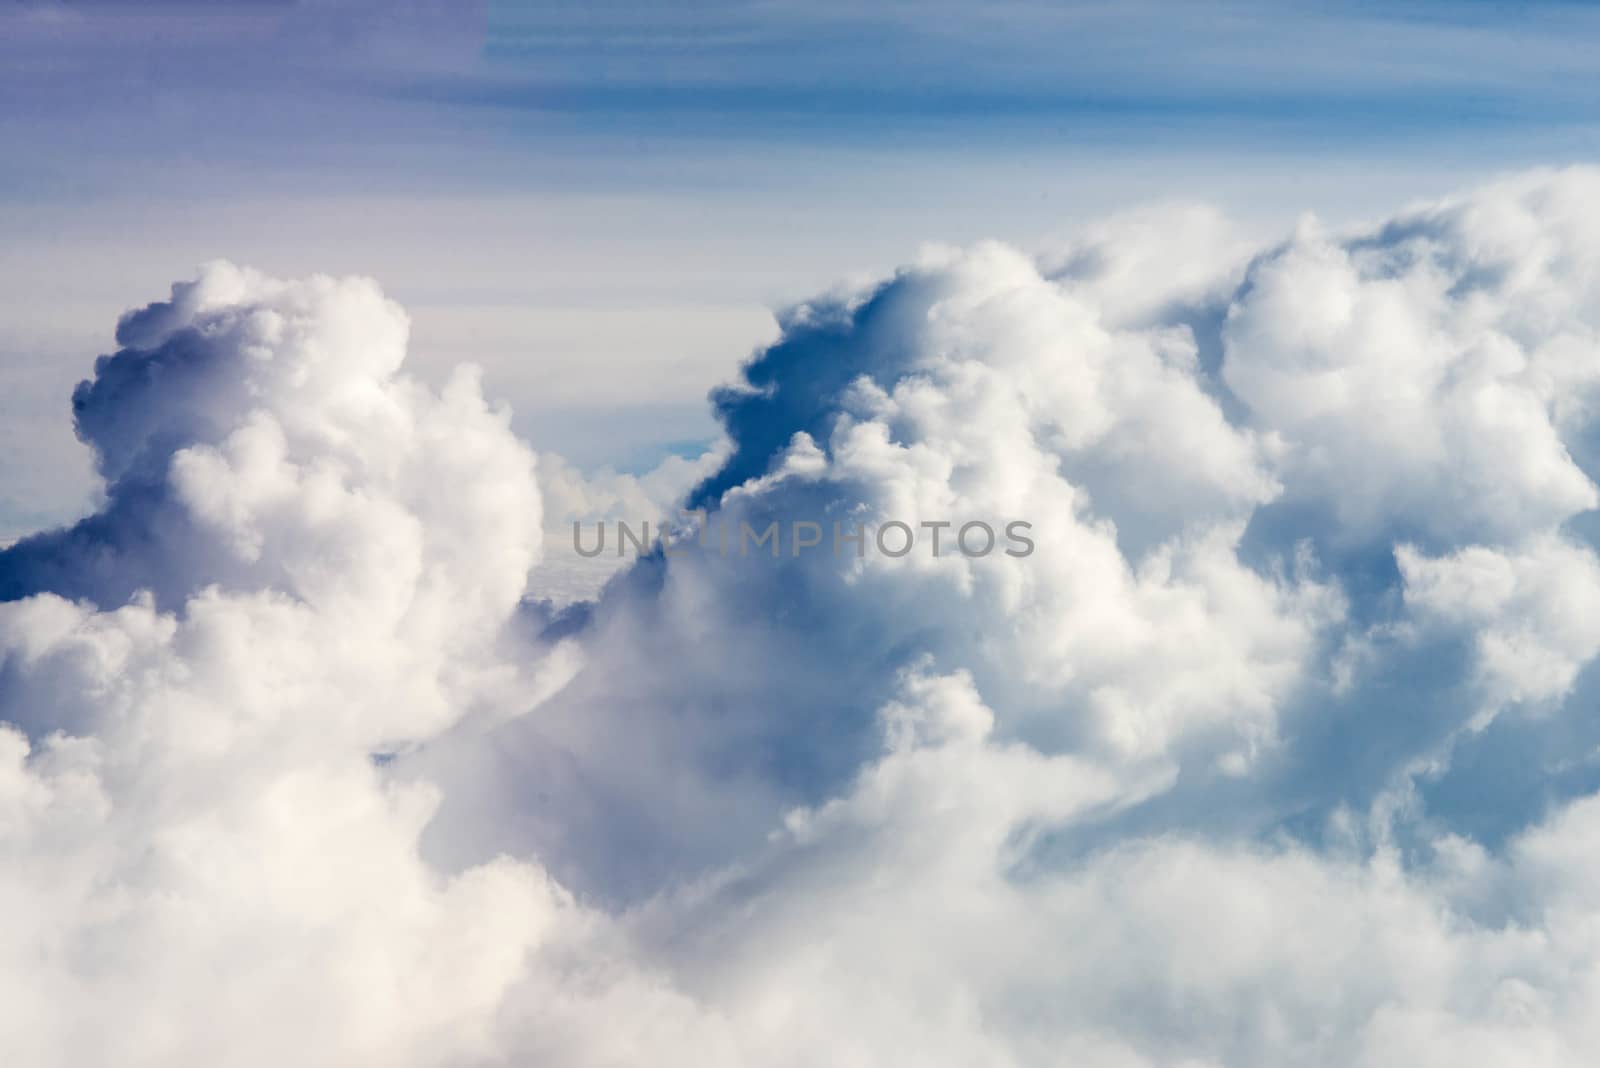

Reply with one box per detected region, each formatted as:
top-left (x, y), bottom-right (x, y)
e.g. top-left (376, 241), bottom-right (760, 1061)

top-left (14, 172), bottom-right (1600, 1064)
top-left (0, 263), bottom-right (577, 1065)
top-left (1224, 174), bottom-right (1600, 544)
top-left (1399, 536), bottom-right (1600, 719)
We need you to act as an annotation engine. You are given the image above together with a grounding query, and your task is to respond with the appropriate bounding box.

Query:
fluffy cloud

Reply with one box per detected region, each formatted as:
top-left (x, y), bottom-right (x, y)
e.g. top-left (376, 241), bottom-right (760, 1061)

top-left (0, 264), bottom-right (579, 1065)
top-left (12, 172), bottom-right (1600, 1064)
top-left (1224, 192), bottom-right (1600, 546)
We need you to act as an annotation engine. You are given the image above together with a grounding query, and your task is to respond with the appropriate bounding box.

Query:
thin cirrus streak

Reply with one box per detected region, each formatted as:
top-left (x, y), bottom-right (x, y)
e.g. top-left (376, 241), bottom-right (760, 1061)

top-left (8, 169), bottom-right (1600, 1065)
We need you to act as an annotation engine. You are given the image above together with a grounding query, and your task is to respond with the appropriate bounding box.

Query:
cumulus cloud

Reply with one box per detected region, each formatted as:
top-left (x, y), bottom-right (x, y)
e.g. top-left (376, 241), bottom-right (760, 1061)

top-left (13, 171), bottom-right (1600, 1064)
top-left (0, 263), bottom-right (580, 1065)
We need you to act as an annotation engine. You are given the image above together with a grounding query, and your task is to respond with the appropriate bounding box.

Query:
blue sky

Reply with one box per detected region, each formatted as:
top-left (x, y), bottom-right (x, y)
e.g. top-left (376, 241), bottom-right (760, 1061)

top-left (472, 2), bottom-right (1600, 133)
top-left (13, 1), bottom-right (1600, 179)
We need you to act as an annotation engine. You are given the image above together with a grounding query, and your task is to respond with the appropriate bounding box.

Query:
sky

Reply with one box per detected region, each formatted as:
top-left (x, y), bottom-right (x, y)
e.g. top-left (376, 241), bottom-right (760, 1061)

top-left (12, 4), bottom-right (1600, 1065)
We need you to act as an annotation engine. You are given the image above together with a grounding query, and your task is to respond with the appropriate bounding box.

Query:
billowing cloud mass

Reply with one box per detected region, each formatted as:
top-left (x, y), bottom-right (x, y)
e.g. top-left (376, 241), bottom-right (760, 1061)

top-left (10, 170), bottom-right (1600, 1065)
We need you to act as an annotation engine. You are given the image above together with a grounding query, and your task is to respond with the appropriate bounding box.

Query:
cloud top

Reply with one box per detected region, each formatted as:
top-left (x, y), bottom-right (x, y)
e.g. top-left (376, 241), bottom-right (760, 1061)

top-left (11, 171), bottom-right (1600, 1064)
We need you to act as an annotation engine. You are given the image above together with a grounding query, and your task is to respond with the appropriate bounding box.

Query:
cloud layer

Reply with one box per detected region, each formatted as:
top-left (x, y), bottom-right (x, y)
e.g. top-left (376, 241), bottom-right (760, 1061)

top-left (10, 170), bottom-right (1600, 1064)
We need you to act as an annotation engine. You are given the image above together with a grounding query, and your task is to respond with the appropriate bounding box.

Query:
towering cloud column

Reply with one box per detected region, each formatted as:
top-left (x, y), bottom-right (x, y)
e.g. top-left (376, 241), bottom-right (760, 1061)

top-left (0, 264), bottom-right (582, 1066)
